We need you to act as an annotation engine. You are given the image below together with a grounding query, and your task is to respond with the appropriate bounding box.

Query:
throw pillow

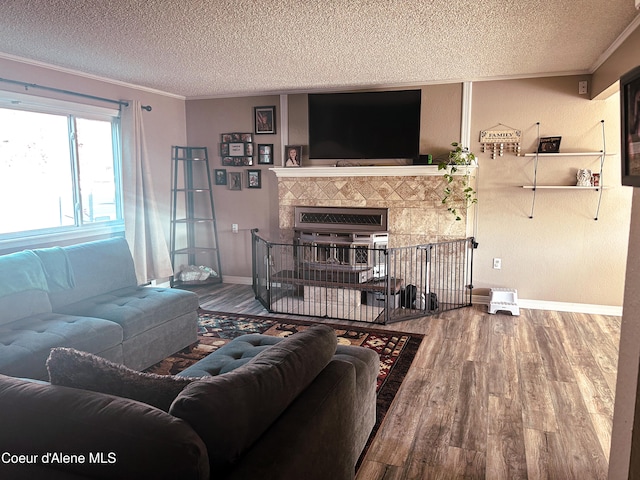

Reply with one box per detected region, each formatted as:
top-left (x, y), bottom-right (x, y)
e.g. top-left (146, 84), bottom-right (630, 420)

top-left (169, 324), bottom-right (338, 470)
top-left (47, 348), bottom-right (197, 411)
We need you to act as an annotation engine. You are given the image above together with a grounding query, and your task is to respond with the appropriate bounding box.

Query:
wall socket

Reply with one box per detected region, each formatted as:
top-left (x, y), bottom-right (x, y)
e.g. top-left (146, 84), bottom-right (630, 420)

top-left (232, 223), bottom-right (238, 234)
top-left (493, 258), bottom-right (502, 270)
top-left (579, 80), bottom-right (588, 95)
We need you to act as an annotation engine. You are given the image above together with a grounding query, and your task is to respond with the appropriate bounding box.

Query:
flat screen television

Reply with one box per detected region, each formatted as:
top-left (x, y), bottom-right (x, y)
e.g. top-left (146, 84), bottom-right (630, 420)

top-left (621, 65), bottom-right (640, 186)
top-left (308, 89), bottom-right (421, 160)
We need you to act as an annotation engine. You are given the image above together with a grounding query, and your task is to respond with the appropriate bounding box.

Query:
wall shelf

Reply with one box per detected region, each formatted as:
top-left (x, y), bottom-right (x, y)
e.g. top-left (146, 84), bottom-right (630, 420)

top-left (526, 121), bottom-right (609, 220)
top-left (522, 185), bottom-right (605, 190)
top-left (523, 151), bottom-right (607, 157)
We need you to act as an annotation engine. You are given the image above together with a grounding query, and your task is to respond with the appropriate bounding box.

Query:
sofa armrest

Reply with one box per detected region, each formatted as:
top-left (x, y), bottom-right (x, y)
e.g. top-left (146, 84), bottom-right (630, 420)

top-left (224, 359), bottom-right (358, 480)
top-left (0, 374), bottom-right (209, 480)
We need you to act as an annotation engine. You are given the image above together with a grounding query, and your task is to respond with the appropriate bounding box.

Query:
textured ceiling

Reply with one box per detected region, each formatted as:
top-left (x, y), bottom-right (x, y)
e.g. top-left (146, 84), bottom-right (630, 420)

top-left (0, 0), bottom-right (639, 98)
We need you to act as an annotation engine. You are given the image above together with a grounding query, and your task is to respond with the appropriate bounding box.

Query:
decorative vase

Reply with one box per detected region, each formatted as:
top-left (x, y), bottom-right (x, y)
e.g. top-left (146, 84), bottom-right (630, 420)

top-left (576, 169), bottom-right (593, 187)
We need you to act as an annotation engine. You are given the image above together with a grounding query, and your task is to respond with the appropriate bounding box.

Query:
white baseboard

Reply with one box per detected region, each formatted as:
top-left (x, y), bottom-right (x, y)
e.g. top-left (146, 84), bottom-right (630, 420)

top-left (473, 295), bottom-right (623, 316)
top-left (185, 281), bottom-right (623, 316)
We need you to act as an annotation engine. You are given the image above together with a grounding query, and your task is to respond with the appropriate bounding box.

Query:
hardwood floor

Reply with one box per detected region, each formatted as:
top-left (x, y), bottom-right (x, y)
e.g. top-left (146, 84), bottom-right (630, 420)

top-left (191, 283), bottom-right (620, 480)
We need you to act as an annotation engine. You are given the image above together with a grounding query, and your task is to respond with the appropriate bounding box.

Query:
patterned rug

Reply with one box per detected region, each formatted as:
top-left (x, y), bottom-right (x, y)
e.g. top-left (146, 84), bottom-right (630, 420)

top-left (147, 309), bottom-right (424, 464)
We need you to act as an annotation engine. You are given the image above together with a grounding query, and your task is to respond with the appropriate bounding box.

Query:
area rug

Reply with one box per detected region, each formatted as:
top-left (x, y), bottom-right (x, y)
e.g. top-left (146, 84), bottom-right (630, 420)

top-left (147, 309), bottom-right (423, 464)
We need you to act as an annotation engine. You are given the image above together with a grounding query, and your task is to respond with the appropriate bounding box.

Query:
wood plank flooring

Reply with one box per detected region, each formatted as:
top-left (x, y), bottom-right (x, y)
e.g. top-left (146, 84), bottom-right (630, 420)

top-left (190, 283), bottom-right (620, 480)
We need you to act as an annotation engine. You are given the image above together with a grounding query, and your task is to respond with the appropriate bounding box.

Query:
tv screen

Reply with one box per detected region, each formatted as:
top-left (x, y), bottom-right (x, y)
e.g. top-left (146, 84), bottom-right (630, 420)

top-left (308, 90), bottom-right (421, 160)
top-left (621, 65), bottom-right (640, 187)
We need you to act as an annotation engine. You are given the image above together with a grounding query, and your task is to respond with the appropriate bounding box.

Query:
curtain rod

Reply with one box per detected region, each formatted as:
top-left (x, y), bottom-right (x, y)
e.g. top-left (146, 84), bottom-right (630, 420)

top-left (0, 77), bottom-right (152, 111)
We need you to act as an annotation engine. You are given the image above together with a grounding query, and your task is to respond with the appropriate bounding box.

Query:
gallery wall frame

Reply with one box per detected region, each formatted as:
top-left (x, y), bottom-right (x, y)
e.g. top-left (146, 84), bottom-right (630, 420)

top-left (220, 132), bottom-right (254, 166)
top-left (247, 169), bottom-right (261, 189)
top-left (228, 172), bottom-right (242, 190)
top-left (214, 169), bottom-right (227, 185)
top-left (258, 144), bottom-right (274, 164)
top-left (254, 106), bottom-right (276, 135)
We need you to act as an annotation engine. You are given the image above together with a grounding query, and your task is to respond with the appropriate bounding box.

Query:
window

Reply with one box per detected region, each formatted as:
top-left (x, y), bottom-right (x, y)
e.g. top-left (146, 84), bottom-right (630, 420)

top-left (0, 92), bottom-right (123, 242)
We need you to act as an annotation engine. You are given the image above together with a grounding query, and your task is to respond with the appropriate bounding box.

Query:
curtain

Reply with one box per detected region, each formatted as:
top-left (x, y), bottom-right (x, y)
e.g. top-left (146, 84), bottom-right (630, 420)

top-left (121, 100), bottom-right (173, 284)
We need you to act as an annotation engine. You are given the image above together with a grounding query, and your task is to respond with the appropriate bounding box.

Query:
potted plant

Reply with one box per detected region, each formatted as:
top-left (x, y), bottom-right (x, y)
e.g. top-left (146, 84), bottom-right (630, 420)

top-left (438, 142), bottom-right (478, 221)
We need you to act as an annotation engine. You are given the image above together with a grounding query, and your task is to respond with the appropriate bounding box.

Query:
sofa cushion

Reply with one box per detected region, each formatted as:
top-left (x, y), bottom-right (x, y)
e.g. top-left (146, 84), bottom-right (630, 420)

top-left (53, 286), bottom-right (199, 340)
top-left (46, 237), bottom-right (138, 310)
top-left (47, 347), bottom-right (197, 411)
top-left (0, 251), bottom-right (51, 325)
top-left (0, 374), bottom-right (209, 480)
top-left (0, 313), bottom-right (124, 380)
top-left (0, 290), bottom-right (52, 327)
top-left (177, 334), bottom-right (281, 377)
top-left (169, 325), bottom-right (338, 470)
top-left (33, 246), bottom-right (76, 292)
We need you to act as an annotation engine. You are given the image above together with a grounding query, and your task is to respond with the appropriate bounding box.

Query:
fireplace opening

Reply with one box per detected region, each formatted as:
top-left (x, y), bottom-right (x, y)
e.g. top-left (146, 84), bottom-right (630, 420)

top-left (294, 206), bottom-right (389, 283)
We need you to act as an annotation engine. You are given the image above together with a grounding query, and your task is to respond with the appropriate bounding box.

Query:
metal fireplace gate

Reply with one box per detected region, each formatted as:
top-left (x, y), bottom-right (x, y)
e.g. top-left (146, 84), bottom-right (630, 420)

top-left (252, 229), bottom-right (476, 324)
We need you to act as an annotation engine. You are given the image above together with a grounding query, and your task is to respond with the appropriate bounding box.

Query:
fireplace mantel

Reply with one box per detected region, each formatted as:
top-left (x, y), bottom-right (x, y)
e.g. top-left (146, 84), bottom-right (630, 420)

top-left (270, 165), bottom-right (459, 178)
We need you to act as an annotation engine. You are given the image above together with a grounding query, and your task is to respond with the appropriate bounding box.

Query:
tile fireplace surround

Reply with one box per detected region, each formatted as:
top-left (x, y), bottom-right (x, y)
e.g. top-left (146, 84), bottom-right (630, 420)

top-left (271, 165), bottom-right (475, 246)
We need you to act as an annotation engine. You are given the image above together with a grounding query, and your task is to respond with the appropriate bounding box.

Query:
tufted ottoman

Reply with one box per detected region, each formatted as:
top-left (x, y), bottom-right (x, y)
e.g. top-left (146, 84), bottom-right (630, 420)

top-left (177, 331), bottom-right (379, 469)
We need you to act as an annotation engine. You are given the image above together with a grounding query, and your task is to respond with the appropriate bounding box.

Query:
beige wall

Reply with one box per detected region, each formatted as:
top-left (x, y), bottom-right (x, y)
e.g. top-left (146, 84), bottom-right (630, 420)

top-left (185, 96), bottom-right (281, 279)
top-left (0, 56), bottom-right (188, 255)
top-left (471, 76), bottom-right (631, 306)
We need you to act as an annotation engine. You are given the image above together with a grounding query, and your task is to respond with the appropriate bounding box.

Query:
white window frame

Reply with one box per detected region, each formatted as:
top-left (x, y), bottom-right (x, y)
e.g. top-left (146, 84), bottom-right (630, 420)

top-left (0, 90), bottom-right (124, 252)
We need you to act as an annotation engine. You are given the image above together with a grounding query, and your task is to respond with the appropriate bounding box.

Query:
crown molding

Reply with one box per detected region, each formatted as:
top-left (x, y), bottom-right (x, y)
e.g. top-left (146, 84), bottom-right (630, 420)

top-left (0, 52), bottom-right (186, 100)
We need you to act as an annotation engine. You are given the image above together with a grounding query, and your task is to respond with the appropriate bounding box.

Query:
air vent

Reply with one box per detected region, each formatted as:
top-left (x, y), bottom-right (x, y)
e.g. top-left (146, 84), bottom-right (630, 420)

top-left (294, 206), bottom-right (388, 232)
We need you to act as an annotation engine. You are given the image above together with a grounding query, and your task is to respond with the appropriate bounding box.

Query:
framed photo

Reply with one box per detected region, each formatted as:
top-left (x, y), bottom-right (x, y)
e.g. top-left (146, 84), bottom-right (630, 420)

top-left (247, 170), bottom-right (261, 189)
top-left (228, 172), bottom-right (242, 190)
top-left (222, 157), bottom-right (254, 166)
top-left (220, 132), bottom-right (254, 165)
top-left (621, 66), bottom-right (640, 186)
top-left (254, 106), bottom-right (276, 135)
top-left (258, 144), bottom-right (274, 164)
top-left (284, 145), bottom-right (302, 167)
top-left (214, 169), bottom-right (227, 185)
top-left (538, 136), bottom-right (562, 153)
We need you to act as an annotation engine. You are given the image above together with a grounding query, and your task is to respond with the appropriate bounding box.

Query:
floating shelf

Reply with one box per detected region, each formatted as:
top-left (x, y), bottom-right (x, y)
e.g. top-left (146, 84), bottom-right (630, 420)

top-left (523, 151), bottom-right (610, 157)
top-left (522, 185), bottom-right (604, 190)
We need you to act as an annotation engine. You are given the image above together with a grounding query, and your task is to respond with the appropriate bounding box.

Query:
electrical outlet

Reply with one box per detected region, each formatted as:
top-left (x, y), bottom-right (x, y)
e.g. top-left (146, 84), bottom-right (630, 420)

top-left (579, 80), bottom-right (588, 95)
top-left (232, 223), bottom-right (238, 234)
top-left (493, 258), bottom-right (502, 270)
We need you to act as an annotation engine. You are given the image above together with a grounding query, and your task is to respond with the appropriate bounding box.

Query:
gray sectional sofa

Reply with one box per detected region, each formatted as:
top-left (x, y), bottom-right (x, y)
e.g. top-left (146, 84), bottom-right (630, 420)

top-left (0, 325), bottom-right (379, 480)
top-left (0, 237), bottom-right (380, 479)
top-left (0, 237), bottom-right (199, 379)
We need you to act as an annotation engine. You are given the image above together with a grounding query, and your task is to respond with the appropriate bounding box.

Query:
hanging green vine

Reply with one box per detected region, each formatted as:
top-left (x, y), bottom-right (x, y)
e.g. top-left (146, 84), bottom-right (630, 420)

top-left (438, 142), bottom-right (478, 221)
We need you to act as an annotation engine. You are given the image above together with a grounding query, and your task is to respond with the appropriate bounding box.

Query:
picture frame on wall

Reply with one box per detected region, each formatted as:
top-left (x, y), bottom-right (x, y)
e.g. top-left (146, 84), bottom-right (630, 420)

top-left (258, 144), bottom-right (274, 164)
top-left (621, 66), bottom-right (640, 186)
top-left (254, 106), bottom-right (276, 135)
top-left (284, 145), bottom-right (302, 167)
top-left (222, 157), bottom-right (254, 166)
top-left (214, 169), bottom-right (227, 185)
top-left (247, 170), bottom-right (261, 189)
top-left (228, 172), bottom-right (242, 190)
top-left (220, 132), bottom-right (254, 166)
